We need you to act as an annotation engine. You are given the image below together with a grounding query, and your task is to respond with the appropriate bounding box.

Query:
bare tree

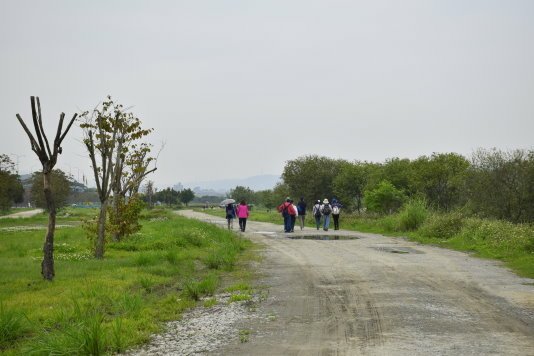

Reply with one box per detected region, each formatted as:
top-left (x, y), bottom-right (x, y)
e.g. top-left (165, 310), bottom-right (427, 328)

top-left (16, 96), bottom-right (77, 280)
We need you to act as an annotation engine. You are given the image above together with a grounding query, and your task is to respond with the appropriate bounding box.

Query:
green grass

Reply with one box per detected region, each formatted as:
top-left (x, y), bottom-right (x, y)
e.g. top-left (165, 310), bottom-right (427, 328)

top-left (0, 207), bottom-right (256, 354)
top-left (200, 207), bottom-right (534, 278)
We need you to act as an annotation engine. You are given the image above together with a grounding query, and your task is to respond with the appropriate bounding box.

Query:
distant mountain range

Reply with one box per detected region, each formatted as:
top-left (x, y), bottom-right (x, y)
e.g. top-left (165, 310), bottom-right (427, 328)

top-left (178, 174), bottom-right (281, 196)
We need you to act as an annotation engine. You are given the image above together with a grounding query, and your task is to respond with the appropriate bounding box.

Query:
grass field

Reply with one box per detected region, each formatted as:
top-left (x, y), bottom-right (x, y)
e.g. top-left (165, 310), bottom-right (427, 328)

top-left (200, 206), bottom-right (534, 279)
top-left (0, 207), bottom-right (257, 355)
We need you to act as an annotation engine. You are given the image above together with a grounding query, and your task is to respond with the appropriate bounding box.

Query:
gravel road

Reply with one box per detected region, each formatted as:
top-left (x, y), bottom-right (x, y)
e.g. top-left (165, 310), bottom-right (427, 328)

top-left (0, 209), bottom-right (43, 219)
top-left (174, 210), bottom-right (534, 355)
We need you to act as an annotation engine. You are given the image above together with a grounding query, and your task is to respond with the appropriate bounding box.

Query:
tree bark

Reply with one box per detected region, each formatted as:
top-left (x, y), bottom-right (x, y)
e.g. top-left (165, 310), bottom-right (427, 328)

top-left (95, 200), bottom-right (107, 259)
top-left (42, 170), bottom-right (55, 280)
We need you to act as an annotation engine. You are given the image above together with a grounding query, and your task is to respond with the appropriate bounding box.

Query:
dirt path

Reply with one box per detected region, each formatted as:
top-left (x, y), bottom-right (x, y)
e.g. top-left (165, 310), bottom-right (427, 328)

top-left (0, 209), bottom-right (43, 219)
top-left (178, 210), bottom-right (534, 355)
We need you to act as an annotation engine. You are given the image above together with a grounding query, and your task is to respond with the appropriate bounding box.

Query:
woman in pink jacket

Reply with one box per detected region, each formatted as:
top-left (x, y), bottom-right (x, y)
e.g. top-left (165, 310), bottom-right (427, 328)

top-left (236, 200), bottom-right (250, 232)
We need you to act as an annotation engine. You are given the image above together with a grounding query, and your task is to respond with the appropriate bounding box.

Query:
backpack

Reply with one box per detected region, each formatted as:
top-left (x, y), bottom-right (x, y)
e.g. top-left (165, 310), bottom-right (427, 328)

top-left (332, 205), bottom-right (340, 215)
top-left (313, 204), bottom-right (321, 217)
top-left (322, 204), bottom-right (332, 215)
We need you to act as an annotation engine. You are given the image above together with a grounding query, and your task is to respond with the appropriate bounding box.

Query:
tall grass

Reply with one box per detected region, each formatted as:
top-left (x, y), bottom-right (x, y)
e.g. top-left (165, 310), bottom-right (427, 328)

top-left (0, 303), bottom-right (27, 349)
top-left (0, 209), bottom-right (254, 354)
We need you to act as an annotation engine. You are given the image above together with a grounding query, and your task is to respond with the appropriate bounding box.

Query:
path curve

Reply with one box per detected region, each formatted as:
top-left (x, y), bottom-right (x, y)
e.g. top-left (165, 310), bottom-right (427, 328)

top-left (0, 209), bottom-right (43, 219)
top-left (178, 210), bottom-right (534, 355)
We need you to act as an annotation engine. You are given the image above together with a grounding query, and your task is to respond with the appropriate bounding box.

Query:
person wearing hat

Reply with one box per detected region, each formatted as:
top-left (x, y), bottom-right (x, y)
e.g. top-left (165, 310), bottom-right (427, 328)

top-left (320, 198), bottom-right (332, 231)
top-left (312, 199), bottom-right (322, 230)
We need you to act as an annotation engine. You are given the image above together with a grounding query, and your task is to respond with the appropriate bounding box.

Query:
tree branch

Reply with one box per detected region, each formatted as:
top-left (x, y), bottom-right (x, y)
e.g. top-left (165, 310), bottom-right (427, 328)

top-left (30, 97), bottom-right (47, 161)
top-left (36, 97), bottom-right (53, 159)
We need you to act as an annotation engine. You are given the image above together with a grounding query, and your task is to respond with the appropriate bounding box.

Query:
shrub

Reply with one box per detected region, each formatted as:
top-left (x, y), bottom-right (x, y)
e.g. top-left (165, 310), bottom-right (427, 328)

top-left (420, 211), bottom-right (465, 239)
top-left (364, 180), bottom-right (406, 214)
top-left (397, 199), bottom-right (428, 231)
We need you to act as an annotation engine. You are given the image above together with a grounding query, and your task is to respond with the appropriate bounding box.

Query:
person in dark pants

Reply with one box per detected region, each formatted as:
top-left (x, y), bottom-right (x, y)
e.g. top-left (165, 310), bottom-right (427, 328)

top-left (225, 203), bottom-right (236, 230)
top-left (289, 199), bottom-right (297, 232)
top-left (331, 198), bottom-right (343, 230)
top-left (297, 197), bottom-right (307, 230)
top-left (278, 197), bottom-right (293, 233)
top-left (236, 200), bottom-right (249, 232)
top-left (312, 200), bottom-right (322, 230)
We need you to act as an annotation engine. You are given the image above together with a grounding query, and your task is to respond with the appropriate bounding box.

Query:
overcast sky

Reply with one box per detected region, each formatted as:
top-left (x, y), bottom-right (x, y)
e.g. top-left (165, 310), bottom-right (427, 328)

top-left (1, 0), bottom-right (533, 188)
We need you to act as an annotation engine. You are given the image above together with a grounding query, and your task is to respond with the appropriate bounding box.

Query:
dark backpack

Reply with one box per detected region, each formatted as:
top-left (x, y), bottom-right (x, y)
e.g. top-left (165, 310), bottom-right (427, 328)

top-left (313, 204), bottom-right (321, 217)
top-left (322, 204), bottom-right (332, 215)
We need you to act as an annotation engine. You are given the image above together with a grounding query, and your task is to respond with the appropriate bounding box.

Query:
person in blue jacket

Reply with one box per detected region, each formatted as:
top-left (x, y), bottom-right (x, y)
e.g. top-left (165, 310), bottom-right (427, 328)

top-left (225, 203), bottom-right (236, 230)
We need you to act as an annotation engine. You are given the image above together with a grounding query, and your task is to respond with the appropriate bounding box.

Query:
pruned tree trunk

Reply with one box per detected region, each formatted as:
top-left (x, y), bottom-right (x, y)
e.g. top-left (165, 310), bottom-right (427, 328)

top-left (42, 170), bottom-right (56, 279)
top-left (95, 200), bottom-right (107, 259)
top-left (16, 96), bottom-right (77, 281)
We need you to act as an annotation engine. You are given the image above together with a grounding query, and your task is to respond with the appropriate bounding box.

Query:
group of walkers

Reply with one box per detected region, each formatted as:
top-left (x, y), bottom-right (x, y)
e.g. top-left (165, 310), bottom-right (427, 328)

top-left (225, 200), bottom-right (249, 232)
top-left (224, 196), bottom-right (342, 234)
top-left (278, 197), bottom-right (342, 232)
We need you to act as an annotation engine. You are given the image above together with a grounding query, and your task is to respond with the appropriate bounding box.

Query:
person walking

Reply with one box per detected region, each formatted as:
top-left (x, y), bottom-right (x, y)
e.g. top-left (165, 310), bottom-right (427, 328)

top-left (320, 198), bottom-right (332, 231)
top-left (277, 197), bottom-right (294, 233)
top-left (236, 200), bottom-right (250, 232)
top-left (297, 197), bottom-right (307, 230)
top-left (225, 203), bottom-right (236, 230)
top-left (289, 199), bottom-right (298, 232)
top-left (312, 200), bottom-right (322, 230)
top-left (331, 198), bottom-right (343, 230)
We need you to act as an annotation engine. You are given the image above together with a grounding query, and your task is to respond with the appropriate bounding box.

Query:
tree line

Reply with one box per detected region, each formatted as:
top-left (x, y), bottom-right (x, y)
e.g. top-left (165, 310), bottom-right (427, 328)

top-left (227, 150), bottom-right (534, 224)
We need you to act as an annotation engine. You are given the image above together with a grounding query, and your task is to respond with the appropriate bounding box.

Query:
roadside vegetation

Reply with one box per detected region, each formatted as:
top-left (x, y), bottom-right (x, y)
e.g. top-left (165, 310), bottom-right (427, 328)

top-left (201, 202), bottom-right (533, 278)
top-left (198, 148), bottom-right (533, 279)
top-left (0, 207), bottom-right (255, 355)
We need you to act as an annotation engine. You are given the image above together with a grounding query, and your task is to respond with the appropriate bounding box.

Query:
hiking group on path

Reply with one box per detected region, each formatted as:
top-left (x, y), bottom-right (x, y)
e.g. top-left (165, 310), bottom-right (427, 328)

top-left (278, 197), bottom-right (342, 232)
top-left (224, 197), bottom-right (342, 233)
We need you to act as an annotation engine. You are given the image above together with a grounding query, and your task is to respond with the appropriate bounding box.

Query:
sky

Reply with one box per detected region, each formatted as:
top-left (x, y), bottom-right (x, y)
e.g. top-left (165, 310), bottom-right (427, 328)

top-left (1, 0), bottom-right (533, 188)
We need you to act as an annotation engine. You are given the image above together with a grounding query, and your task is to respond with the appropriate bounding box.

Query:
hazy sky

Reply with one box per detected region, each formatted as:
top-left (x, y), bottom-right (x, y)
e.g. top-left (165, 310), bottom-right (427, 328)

top-left (1, 0), bottom-right (533, 188)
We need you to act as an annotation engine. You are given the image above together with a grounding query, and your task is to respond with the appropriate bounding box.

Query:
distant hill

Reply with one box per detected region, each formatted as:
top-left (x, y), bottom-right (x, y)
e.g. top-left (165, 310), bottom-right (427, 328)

top-left (182, 174), bottom-right (281, 196)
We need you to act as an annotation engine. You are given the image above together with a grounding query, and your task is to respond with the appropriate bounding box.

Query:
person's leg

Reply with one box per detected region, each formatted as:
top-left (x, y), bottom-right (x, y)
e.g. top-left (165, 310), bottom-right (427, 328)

top-left (284, 215), bottom-right (290, 232)
top-left (238, 218), bottom-right (243, 231)
top-left (333, 214), bottom-right (339, 230)
top-left (299, 215), bottom-right (304, 230)
top-left (242, 218), bottom-right (247, 232)
top-left (290, 216), bottom-right (296, 232)
top-left (227, 218), bottom-right (231, 230)
top-left (315, 216), bottom-right (320, 230)
top-left (323, 215), bottom-right (330, 230)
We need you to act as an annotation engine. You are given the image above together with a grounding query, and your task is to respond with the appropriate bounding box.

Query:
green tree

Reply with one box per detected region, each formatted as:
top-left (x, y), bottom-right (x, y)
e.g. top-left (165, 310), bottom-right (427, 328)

top-left (179, 188), bottom-right (195, 207)
top-left (31, 170), bottom-right (71, 210)
top-left (332, 161), bottom-right (370, 212)
top-left (228, 186), bottom-right (255, 204)
top-left (365, 180), bottom-right (406, 214)
top-left (282, 155), bottom-right (346, 205)
top-left (154, 187), bottom-right (179, 206)
top-left (467, 148), bottom-right (534, 222)
top-left (368, 158), bottom-right (415, 195)
top-left (80, 96), bottom-right (155, 255)
top-left (412, 153), bottom-right (470, 211)
top-left (0, 155), bottom-right (24, 211)
top-left (254, 189), bottom-right (276, 210)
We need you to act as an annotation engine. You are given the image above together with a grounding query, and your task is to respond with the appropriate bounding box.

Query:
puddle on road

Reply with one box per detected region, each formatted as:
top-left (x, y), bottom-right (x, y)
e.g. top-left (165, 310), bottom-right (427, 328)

top-left (286, 235), bottom-right (359, 240)
top-left (370, 246), bottom-right (424, 254)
